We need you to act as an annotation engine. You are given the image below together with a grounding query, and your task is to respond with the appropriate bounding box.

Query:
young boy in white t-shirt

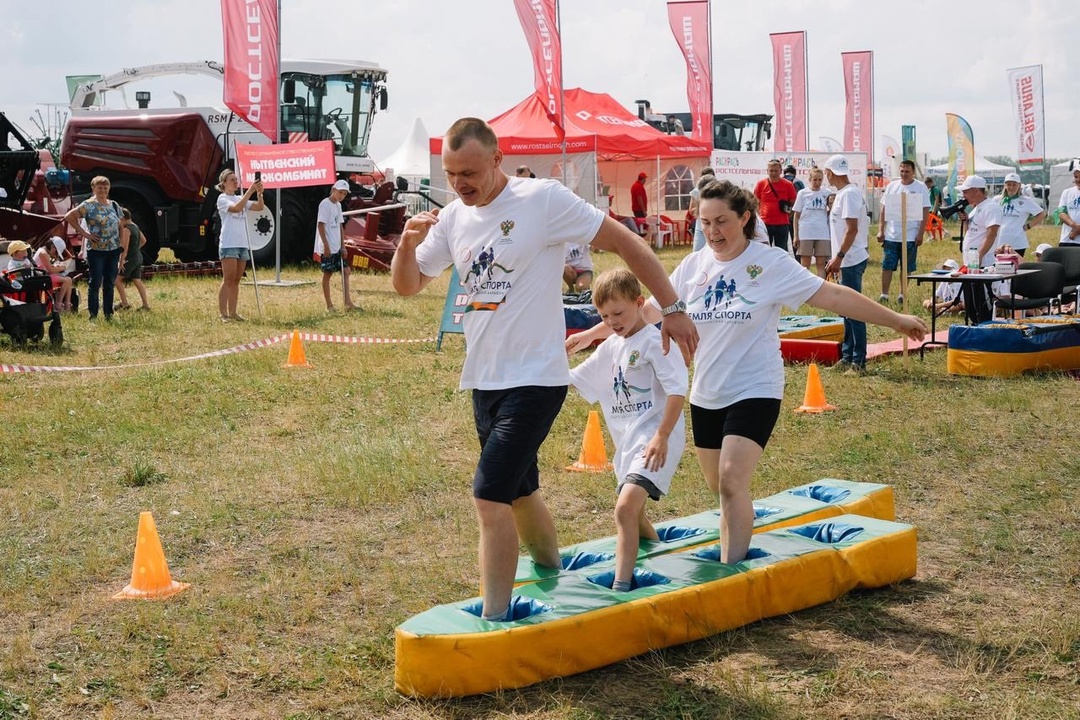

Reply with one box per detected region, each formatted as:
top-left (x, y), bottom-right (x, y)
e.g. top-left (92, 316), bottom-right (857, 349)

top-left (568, 268), bottom-right (688, 592)
top-left (314, 180), bottom-right (357, 311)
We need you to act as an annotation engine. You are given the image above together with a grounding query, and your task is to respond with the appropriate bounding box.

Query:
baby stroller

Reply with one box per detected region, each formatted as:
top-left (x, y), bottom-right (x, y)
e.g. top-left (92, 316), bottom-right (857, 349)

top-left (0, 266), bottom-right (63, 347)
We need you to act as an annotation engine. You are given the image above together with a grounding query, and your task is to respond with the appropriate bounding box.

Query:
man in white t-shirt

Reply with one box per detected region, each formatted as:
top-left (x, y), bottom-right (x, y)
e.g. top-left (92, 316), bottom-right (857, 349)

top-left (391, 118), bottom-right (698, 622)
top-left (958, 175), bottom-right (1002, 323)
top-left (314, 179), bottom-right (357, 311)
top-left (996, 172), bottom-right (1045, 256)
top-left (822, 154), bottom-right (871, 370)
top-left (876, 160), bottom-right (930, 304)
top-left (1057, 159), bottom-right (1080, 246)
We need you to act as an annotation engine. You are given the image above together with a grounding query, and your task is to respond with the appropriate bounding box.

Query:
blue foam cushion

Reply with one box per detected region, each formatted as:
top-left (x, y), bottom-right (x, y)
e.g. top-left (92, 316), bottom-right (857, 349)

top-left (655, 526), bottom-right (707, 542)
top-left (691, 546), bottom-right (770, 563)
top-left (461, 595), bottom-right (554, 621)
top-left (789, 522), bottom-right (864, 544)
top-left (562, 551), bottom-right (615, 570)
top-left (587, 568), bottom-right (671, 590)
top-left (789, 485), bottom-right (852, 503)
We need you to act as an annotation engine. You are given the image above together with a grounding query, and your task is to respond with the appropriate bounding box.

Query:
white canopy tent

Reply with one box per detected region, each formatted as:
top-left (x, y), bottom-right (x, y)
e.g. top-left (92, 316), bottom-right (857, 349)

top-left (925, 155), bottom-right (1017, 181)
top-left (1049, 159), bottom-right (1078, 210)
top-left (376, 117), bottom-right (431, 181)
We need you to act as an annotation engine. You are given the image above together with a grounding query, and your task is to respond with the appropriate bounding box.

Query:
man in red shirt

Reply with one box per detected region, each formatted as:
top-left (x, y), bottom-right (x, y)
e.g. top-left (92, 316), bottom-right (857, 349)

top-left (631, 172), bottom-right (649, 218)
top-left (753, 159), bottom-right (798, 252)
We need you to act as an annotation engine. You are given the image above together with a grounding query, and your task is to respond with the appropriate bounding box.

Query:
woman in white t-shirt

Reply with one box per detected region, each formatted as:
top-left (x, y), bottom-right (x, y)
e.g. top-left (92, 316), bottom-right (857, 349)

top-left (792, 167), bottom-right (833, 277)
top-left (568, 179), bottom-right (927, 565)
top-left (996, 173), bottom-right (1045, 256)
top-left (214, 168), bottom-right (265, 321)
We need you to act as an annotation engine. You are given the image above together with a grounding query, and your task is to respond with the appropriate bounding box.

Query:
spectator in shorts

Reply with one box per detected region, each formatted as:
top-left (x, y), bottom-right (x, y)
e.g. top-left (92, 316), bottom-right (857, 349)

top-left (563, 243), bottom-right (594, 293)
top-left (877, 160), bottom-right (930, 305)
top-left (115, 208), bottom-right (151, 311)
top-left (33, 237), bottom-right (74, 311)
top-left (568, 268), bottom-right (687, 592)
top-left (792, 167), bottom-right (833, 277)
top-left (315, 179), bottom-right (357, 312)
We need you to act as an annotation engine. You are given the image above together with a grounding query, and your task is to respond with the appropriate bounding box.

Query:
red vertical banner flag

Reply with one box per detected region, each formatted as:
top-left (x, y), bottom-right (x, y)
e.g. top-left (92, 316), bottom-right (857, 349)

top-left (842, 51), bottom-right (874, 164)
top-left (221, 0), bottom-right (279, 143)
top-left (667, 1), bottom-right (712, 146)
top-left (769, 31), bottom-right (808, 152)
top-left (513, 0), bottom-right (563, 132)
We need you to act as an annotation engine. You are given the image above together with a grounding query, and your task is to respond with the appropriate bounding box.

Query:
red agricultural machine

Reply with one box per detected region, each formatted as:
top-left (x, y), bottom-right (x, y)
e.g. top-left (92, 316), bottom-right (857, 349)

top-left (59, 61), bottom-right (406, 268)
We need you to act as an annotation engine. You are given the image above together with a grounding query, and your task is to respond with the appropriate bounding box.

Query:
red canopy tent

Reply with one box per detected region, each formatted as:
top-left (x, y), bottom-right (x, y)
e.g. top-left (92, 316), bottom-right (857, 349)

top-left (430, 88), bottom-right (711, 160)
top-left (429, 89), bottom-right (711, 227)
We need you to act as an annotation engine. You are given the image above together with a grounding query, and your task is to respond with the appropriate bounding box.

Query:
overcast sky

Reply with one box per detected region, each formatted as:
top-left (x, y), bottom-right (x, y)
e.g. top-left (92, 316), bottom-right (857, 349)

top-left (2, 0), bottom-right (1077, 165)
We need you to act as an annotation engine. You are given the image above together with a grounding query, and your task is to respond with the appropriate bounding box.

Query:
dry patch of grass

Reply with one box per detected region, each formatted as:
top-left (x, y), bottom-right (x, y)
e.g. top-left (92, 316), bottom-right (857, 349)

top-left (1, 228), bottom-right (1078, 718)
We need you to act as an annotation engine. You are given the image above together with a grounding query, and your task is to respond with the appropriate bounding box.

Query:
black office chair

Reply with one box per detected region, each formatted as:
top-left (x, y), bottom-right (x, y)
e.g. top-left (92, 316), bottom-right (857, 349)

top-left (994, 261), bottom-right (1065, 318)
top-left (1041, 246), bottom-right (1080, 308)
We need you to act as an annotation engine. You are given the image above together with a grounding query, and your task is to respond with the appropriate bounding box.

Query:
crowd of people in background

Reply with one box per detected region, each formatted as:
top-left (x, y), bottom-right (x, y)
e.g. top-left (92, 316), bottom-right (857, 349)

top-left (4, 157), bottom-right (1078, 337)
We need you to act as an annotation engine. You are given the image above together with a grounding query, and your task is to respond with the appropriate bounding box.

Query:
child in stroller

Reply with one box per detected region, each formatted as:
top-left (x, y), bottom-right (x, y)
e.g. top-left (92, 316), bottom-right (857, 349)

top-left (1, 239), bottom-right (63, 347)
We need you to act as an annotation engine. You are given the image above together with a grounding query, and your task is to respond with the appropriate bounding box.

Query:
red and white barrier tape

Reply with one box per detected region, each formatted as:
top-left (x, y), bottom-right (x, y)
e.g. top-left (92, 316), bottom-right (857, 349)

top-left (0, 333), bottom-right (435, 374)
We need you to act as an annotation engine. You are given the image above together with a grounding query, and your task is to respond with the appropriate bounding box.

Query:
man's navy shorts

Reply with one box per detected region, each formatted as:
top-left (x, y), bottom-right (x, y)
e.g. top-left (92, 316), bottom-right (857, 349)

top-left (472, 385), bottom-right (567, 504)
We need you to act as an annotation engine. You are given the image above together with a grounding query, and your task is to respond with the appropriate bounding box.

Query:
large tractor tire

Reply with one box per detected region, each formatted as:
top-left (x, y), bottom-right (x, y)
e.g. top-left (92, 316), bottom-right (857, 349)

top-left (253, 191), bottom-right (315, 266)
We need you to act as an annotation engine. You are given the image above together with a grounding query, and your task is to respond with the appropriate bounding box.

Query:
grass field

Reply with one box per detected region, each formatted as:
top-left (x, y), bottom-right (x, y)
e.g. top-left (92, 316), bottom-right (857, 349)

top-left (1, 225), bottom-right (1077, 719)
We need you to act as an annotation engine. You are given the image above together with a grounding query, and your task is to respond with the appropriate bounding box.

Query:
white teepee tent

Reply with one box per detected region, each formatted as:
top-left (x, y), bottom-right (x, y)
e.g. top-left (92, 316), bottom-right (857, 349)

top-left (377, 117), bottom-right (430, 180)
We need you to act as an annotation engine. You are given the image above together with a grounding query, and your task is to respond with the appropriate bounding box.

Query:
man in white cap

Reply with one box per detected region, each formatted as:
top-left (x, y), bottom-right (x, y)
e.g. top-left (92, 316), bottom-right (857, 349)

top-left (958, 175), bottom-right (1002, 322)
top-left (821, 154), bottom-right (871, 371)
top-left (1034, 242), bottom-right (1052, 259)
top-left (314, 179), bottom-right (357, 311)
top-left (996, 172), bottom-right (1045, 256)
top-left (1056, 159), bottom-right (1080, 247)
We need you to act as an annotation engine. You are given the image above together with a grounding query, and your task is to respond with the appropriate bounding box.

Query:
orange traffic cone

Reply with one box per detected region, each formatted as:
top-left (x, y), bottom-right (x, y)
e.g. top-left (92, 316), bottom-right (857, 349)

top-left (284, 329), bottom-right (312, 368)
top-left (566, 410), bottom-right (614, 472)
top-left (113, 511), bottom-right (190, 600)
top-left (794, 363), bottom-right (836, 414)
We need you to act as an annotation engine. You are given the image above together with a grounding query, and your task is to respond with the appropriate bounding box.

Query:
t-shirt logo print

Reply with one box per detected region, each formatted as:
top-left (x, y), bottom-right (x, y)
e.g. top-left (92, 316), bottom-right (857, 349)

top-left (610, 364), bottom-right (652, 413)
top-left (703, 275), bottom-right (738, 311)
top-left (500, 219), bottom-right (515, 237)
top-left (746, 264), bottom-right (763, 280)
top-left (463, 244), bottom-right (516, 313)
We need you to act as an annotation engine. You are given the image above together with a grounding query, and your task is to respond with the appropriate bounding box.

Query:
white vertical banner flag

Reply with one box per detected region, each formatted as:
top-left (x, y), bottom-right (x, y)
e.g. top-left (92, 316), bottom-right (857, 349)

top-left (1006, 65), bottom-right (1045, 167)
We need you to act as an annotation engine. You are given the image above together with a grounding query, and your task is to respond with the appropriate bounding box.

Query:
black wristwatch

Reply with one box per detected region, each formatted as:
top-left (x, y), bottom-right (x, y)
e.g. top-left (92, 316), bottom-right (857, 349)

top-left (660, 299), bottom-right (687, 316)
top-left (836, 251), bottom-right (846, 258)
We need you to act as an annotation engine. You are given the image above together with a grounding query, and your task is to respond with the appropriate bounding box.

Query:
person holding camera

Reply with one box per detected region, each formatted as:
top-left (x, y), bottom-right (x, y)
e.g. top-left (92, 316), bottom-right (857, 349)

top-left (876, 160), bottom-right (930, 305)
top-left (753, 159), bottom-right (797, 252)
top-left (215, 168), bottom-right (264, 322)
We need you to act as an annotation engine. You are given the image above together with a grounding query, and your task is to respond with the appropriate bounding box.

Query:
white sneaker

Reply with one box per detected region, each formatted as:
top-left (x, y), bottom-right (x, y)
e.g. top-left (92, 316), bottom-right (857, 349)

top-left (897, 294), bottom-right (905, 305)
top-left (878, 294), bottom-right (888, 303)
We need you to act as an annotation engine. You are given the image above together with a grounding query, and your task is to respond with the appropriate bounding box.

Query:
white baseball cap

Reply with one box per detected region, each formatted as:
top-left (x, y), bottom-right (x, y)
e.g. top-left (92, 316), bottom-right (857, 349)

top-left (1004, 172), bottom-right (1021, 184)
top-left (1035, 243), bottom-right (1052, 256)
top-left (1071, 158), bottom-right (1080, 172)
top-left (51, 236), bottom-right (67, 254)
top-left (332, 179), bottom-right (350, 192)
top-left (958, 175), bottom-right (987, 191)
top-left (942, 258), bottom-right (960, 271)
top-left (823, 154), bottom-right (849, 176)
